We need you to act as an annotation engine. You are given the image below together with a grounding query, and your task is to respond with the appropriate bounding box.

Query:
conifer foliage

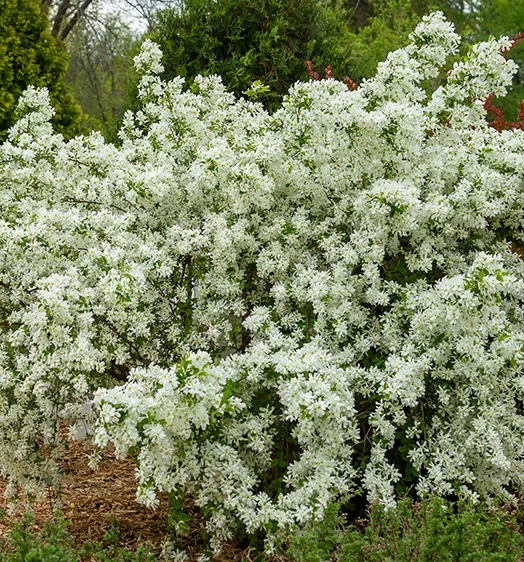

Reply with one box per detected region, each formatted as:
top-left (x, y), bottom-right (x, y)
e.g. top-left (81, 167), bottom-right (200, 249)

top-left (0, 0), bottom-right (81, 139)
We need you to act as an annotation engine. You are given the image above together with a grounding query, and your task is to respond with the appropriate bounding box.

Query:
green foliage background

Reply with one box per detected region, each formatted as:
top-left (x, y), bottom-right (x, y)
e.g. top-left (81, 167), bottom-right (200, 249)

top-left (2, 0), bottom-right (524, 138)
top-left (65, 14), bottom-right (137, 143)
top-left (475, 0), bottom-right (524, 120)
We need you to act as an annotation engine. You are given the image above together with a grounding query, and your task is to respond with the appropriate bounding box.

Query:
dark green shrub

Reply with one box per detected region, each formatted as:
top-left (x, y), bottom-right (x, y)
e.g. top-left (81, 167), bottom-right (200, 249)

top-left (0, 513), bottom-right (77, 562)
top-left (150, 0), bottom-right (353, 111)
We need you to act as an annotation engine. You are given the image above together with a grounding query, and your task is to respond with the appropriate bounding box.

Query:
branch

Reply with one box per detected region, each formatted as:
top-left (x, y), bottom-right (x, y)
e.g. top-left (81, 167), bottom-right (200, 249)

top-left (62, 196), bottom-right (132, 214)
top-left (51, 0), bottom-right (72, 38)
top-left (59, 0), bottom-right (95, 40)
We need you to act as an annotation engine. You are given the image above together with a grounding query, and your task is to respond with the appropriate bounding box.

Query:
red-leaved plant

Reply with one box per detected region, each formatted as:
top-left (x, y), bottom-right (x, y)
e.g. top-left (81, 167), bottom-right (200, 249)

top-left (304, 60), bottom-right (359, 90)
top-left (484, 32), bottom-right (524, 131)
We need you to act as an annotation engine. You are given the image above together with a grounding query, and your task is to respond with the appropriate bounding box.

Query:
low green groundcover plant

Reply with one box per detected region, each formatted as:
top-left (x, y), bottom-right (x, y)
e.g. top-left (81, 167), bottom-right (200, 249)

top-left (1, 9), bottom-right (524, 554)
top-left (1, 500), bottom-right (522, 561)
top-left (0, 512), bottom-right (156, 562)
top-left (285, 497), bottom-right (524, 562)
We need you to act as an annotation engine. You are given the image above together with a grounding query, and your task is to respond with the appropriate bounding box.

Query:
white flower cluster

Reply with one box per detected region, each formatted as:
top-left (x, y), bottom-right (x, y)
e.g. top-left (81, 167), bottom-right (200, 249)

top-left (1, 11), bottom-right (523, 546)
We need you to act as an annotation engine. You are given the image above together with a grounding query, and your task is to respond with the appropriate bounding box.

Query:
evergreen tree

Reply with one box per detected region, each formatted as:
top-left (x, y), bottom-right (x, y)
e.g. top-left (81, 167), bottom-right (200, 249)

top-left (0, 0), bottom-right (81, 139)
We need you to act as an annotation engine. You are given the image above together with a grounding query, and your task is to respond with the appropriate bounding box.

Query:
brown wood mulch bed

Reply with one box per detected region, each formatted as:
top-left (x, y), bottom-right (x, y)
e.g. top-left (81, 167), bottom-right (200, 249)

top-left (0, 436), bottom-right (263, 561)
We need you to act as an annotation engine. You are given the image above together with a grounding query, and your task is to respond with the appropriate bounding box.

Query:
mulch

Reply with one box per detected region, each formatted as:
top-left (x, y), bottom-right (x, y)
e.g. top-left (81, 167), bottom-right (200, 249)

top-left (0, 434), bottom-right (283, 561)
top-left (0, 437), bottom-right (169, 551)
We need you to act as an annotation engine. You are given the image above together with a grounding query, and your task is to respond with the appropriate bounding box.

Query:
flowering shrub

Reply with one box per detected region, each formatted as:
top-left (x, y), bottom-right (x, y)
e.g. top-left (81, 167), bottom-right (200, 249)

top-left (1, 12), bottom-right (524, 548)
